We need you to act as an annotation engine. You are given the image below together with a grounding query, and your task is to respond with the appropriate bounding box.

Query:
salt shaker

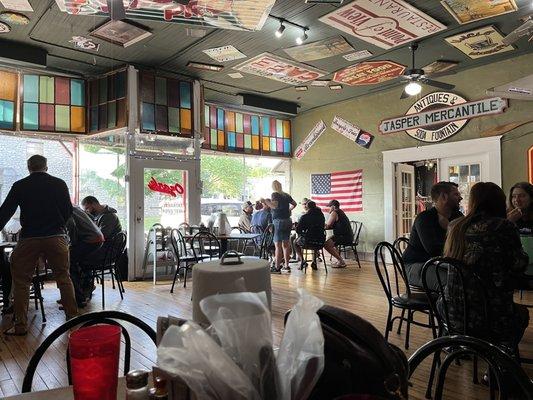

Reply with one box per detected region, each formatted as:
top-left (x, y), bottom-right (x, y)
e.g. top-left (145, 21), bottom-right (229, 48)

top-left (126, 369), bottom-right (150, 400)
top-left (148, 376), bottom-right (168, 399)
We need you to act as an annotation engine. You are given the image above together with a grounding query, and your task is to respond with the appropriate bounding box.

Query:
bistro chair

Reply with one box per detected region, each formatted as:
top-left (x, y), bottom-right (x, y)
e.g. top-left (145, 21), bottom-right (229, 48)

top-left (408, 335), bottom-right (533, 400)
top-left (191, 231), bottom-right (221, 261)
top-left (373, 241), bottom-right (436, 350)
top-left (169, 228), bottom-right (202, 291)
top-left (178, 222), bottom-right (191, 235)
top-left (84, 232), bottom-right (127, 310)
top-left (393, 237), bottom-right (410, 256)
top-left (258, 223), bottom-right (275, 261)
top-left (299, 225), bottom-right (328, 274)
top-left (337, 221), bottom-right (363, 268)
top-left (22, 310), bottom-right (156, 393)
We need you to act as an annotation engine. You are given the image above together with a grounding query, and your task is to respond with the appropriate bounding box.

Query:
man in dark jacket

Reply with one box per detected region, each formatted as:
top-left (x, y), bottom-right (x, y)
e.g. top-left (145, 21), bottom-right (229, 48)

top-left (403, 181), bottom-right (463, 289)
top-left (0, 155), bottom-right (77, 335)
top-left (294, 201), bottom-right (326, 270)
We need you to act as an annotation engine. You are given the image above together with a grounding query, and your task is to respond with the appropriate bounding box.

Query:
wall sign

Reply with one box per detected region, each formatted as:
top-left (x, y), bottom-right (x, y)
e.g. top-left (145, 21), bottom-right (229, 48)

top-left (148, 177), bottom-right (185, 197)
top-left (234, 53), bottom-right (326, 85)
top-left (334, 61), bottom-right (405, 86)
top-left (379, 95), bottom-right (508, 141)
top-left (331, 116), bottom-right (374, 149)
top-left (319, 0), bottom-right (446, 49)
top-left (445, 25), bottom-right (514, 59)
top-left (294, 120), bottom-right (327, 160)
top-left (283, 36), bottom-right (353, 62)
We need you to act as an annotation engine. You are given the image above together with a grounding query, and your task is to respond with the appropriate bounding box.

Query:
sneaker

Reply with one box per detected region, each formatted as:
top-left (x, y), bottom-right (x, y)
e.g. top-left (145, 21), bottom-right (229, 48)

top-left (281, 266), bottom-right (291, 274)
top-left (332, 260), bottom-right (347, 268)
top-left (311, 262), bottom-right (318, 271)
top-left (270, 266), bottom-right (281, 274)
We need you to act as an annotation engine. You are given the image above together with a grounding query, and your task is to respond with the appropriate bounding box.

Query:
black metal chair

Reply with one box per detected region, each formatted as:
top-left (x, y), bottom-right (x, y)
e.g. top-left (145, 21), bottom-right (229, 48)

top-left (169, 229), bottom-right (202, 291)
top-left (393, 237), bottom-right (410, 256)
top-left (298, 225), bottom-right (327, 274)
top-left (409, 335), bottom-right (533, 400)
top-left (85, 232), bottom-right (127, 309)
top-left (22, 310), bottom-right (156, 393)
top-left (374, 241), bottom-right (436, 350)
top-left (191, 231), bottom-right (221, 261)
top-left (338, 221), bottom-right (363, 268)
top-left (258, 223), bottom-right (274, 261)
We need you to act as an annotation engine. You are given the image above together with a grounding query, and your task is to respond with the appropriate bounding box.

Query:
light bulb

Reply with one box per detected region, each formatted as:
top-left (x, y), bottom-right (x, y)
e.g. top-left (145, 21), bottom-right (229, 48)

top-left (275, 23), bottom-right (285, 38)
top-left (405, 81), bottom-right (422, 96)
top-left (296, 30), bottom-right (308, 45)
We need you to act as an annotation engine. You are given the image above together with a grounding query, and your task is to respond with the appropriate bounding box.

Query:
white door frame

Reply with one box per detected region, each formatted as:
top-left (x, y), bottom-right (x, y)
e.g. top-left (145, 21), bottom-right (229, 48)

top-left (382, 136), bottom-right (502, 243)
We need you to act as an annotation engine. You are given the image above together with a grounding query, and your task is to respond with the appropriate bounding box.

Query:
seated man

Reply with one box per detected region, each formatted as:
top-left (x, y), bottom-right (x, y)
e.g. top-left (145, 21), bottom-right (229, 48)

top-left (238, 201), bottom-right (253, 232)
top-left (80, 196), bottom-right (122, 296)
top-left (294, 201), bottom-right (325, 270)
top-left (251, 199), bottom-right (272, 232)
top-left (403, 182), bottom-right (463, 289)
top-left (66, 206), bottom-right (104, 307)
top-left (324, 200), bottom-right (352, 268)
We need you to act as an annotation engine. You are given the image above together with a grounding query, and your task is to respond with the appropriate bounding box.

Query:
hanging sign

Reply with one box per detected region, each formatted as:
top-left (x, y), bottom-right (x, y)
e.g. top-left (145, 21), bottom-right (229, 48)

top-left (318, 0), bottom-right (446, 49)
top-left (234, 53), bottom-right (326, 85)
top-left (379, 95), bottom-right (508, 141)
top-left (203, 45), bottom-right (246, 62)
top-left (333, 61), bottom-right (406, 86)
top-left (294, 120), bottom-right (327, 160)
top-left (331, 116), bottom-right (375, 149)
top-left (148, 177), bottom-right (185, 197)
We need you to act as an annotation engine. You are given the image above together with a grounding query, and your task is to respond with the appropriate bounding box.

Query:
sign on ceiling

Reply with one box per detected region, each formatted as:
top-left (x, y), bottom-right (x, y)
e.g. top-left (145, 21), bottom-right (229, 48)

top-left (441, 0), bottom-right (518, 25)
top-left (54, 0), bottom-right (275, 31)
top-left (283, 36), bottom-right (353, 62)
top-left (203, 45), bottom-right (246, 62)
top-left (379, 93), bottom-right (508, 142)
top-left (233, 53), bottom-right (326, 85)
top-left (333, 61), bottom-right (406, 86)
top-left (445, 25), bottom-right (515, 59)
top-left (319, 0), bottom-right (446, 49)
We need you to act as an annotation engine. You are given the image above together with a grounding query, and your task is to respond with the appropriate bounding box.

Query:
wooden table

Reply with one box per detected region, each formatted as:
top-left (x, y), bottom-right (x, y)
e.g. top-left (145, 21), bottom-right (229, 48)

top-left (184, 233), bottom-right (261, 255)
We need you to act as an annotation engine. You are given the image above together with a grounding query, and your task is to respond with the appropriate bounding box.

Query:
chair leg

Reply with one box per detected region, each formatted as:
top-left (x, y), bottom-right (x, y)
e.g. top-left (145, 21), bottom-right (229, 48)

top-left (101, 269), bottom-right (105, 310)
top-left (404, 310), bottom-right (412, 350)
top-left (472, 354), bottom-right (479, 384)
top-left (384, 306), bottom-right (393, 341)
top-left (322, 249), bottom-right (327, 274)
top-left (114, 270), bottom-right (124, 300)
top-left (170, 264), bottom-right (180, 293)
top-left (353, 246), bottom-right (362, 268)
top-left (397, 309), bottom-right (406, 334)
top-left (425, 350), bottom-right (440, 399)
top-left (111, 271), bottom-right (115, 289)
top-left (183, 265), bottom-right (189, 288)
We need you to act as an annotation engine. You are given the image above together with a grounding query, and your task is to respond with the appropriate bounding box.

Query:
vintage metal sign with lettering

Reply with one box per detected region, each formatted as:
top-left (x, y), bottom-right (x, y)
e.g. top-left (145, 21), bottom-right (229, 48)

top-left (333, 60), bottom-right (406, 86)
top-left (331, 116), bottom-right (374, 149)
top-left (379, 93), bottom-right (508, 142)
top-left (319, 0), bottom-right (446, 49)
top-left (294, 120), bottom-right (327, 160)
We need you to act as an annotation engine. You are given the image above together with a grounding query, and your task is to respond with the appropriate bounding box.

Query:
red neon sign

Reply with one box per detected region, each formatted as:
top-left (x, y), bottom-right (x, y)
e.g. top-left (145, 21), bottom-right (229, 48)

top-left (148, 177), bottom-right (185, 197)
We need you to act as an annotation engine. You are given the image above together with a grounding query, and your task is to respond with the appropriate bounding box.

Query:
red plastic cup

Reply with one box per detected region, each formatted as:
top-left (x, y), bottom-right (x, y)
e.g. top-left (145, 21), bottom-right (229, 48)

top-left (69, 325), bottom-right (121, 400)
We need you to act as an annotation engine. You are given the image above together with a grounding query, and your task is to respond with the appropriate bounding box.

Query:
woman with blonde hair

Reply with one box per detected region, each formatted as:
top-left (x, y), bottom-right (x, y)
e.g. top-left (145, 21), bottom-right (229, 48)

top-left (262, 180), bottom-right (297, 273)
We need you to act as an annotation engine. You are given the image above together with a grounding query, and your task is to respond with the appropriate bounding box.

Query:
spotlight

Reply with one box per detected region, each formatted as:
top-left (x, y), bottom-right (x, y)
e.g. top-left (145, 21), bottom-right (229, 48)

top-left (405, 81), bottom-right (422, 96)
top-left (275, 22), bottom-right (285, 38)
top-left (296, 29), bottom-right (308, 45)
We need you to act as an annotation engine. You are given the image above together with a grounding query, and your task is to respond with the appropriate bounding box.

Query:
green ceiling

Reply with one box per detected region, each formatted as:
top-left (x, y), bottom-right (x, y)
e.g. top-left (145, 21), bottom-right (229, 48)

top-left (1, 0), bottom-right (532, 113)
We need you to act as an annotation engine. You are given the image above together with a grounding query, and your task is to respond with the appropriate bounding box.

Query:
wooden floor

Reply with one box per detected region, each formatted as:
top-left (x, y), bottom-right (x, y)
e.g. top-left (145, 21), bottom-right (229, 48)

top-left (0, 259), bottom-right (531, 398)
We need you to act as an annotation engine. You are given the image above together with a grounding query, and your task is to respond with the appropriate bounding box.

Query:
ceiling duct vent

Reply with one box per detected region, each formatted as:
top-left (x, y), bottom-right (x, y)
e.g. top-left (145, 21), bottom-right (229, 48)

top-left (240, 93), bottom-right (298, 116)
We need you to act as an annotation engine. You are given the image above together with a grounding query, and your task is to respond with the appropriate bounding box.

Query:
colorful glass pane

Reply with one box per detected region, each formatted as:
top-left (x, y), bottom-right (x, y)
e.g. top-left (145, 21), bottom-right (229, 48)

top-left (251, 116), bottom-right (259, 135)
top-left (168, 107), bottom-right (180, 133)
top-left (235, 113), bottom-right (244, 133)
top-left (180, 81), bottom-right (191, 108)
top-left (39, 104), bottom-right (54, 130)
top-left (261, 117), bottom-right (270, 136)
top-left (283, 120), bottom-right (290, 138)
top-left (168, 79), bottom-right (180, 108)
top-left (217, 108), bottom-right (224, 130)
top-left (71, 106), bottom-right (85, 133)
top-left (244, 134), bottom-right (251, 150)
top-left (226, 111), bottom-right (235, 132)
top-left (55, 105), bottom-right (70, 131)
top-left (204, 105), bottom-right (209, 127)
top-left (23, 102), bottom-right (38, 130)
top-left (0, 71), bottom-right (17, 101)
top-left (228, 132), bottom-right (236, 148)
top-left (156, 105), bottom-right (168, 131)
top-left (180, 108), bottom-right (192, 133)
top-left (71, 79), bottom-right (85, 106)
top-left (39, 76), bottom-right (54, 104)
top-left (141, 73), bottom-right (154, 103)
top-left (0, 100), bottom-right (14, 129)
top-left (24, 75), bottom-right (39, 103)
top-left (90, 106), bottom-right (98, 131)
top-left (252, 136), bottom-right (259, 150)
top-left (236, 133), bottom-right (244, 149)
top-left (55, 78), bottom-right (70, 105)
top-left (276, 119), bottom-right (283, 138)
top-left (142, 102), bottom-right (155, 131)
top-left (243, 114), bottom-right (251, 134)
top-left (155, 77), bottom-right (167, 106)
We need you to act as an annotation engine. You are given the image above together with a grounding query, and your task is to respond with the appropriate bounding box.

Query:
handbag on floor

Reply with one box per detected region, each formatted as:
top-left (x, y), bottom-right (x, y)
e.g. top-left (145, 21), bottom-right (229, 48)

top-left (292, 305), bottom-right (409, 400)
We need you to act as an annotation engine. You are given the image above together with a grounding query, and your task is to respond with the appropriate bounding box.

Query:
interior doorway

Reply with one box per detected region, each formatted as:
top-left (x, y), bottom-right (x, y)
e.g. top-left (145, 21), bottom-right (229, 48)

top-left (383, 136), bottom-right (502, 242)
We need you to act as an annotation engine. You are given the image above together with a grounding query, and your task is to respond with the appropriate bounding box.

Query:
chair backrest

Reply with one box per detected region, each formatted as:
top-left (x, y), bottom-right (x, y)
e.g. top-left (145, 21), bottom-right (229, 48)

top-left (301, 225), bottom-right (326, 248)
top-left (350, 221), bottom-right (363, 245)
top-left (259, 223), bottom-right (274, 259)
top-left (409, 335), bottom-right (533, 400)
top-left (191, 231), bottom-right (221, 260)
top-left (169, 229), bottom-right (189, 261)
top-left (22, 311), bottom-right (156, 393)
top-left (393, 237), bottom-right (409, 255)
top-left (422, 257), bottom-right (489, 338)
top-left (178, 222), bottom-right (190, 235)
top-left (374, 241), bottom-right (411, 302)
top-left (103, 232), bottom-right (127, 269)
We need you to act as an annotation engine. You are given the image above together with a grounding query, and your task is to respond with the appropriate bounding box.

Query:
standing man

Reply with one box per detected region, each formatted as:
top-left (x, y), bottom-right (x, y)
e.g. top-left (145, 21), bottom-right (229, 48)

top-left (402, 181), bottom-right (463, 289)
top-left (0, 155), bottom-right (77, 335)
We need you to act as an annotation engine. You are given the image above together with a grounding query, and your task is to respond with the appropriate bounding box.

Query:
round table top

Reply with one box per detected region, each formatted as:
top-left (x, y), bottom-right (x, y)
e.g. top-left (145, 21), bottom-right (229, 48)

top-left (194, 257), bottom-right (269, 273)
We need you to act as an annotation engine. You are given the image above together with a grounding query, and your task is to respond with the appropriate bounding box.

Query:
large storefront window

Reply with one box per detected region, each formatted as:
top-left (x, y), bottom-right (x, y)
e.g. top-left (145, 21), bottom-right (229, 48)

top-left (200, 153), bottom-right (287, 226)
top-left (79, 144), bottom-right (127, 229)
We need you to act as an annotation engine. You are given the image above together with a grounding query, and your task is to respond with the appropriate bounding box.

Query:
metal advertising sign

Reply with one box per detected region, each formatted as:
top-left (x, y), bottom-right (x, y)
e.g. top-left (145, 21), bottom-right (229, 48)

top-left (294, 120), bottom-right (327, 160)
top-left (445, 25), bottom-right (515, 59)
top-left (234, 53), bottom-right (326, 85)
top-left (319, 0), bottom-right (446, 49)
top-left (333, 61), bottom-right (406, 86)
top-left (203, 45), bottom-right (246, 62)
top-left (379, 94), bottom-right (508, 142)
top-left (331, 116), bottom-right (374, 149)
top-left (283, 36), bottom-right (353, 62)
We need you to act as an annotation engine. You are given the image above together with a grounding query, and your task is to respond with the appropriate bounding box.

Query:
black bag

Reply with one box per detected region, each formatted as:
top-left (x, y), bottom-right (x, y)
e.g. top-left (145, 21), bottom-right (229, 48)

top-left (302, 305), bottom-right (409, 400)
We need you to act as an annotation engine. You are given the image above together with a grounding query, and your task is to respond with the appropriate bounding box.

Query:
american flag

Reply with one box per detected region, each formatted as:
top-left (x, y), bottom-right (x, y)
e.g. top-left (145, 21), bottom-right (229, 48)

top-left (311, 170), bottom-right (363, 212)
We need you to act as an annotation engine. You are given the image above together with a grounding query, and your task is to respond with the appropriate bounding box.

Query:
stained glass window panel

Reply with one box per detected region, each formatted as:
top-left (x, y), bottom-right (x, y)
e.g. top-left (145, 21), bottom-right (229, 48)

top-left (23, 102), bottom-right (38, 130)
top-left (155, 77), bottom-right (167, 105)
top-left (180, 108), bottom-right (192, 133)
top-left (235, 113), bottom-right (244, 133)
top-left (180, 82), bottom-right (191, 108)
top-left (142, 102), bottom-right (155, 131)
top-left (0, 100), bottom-right (14, 129)
top-left (55, 78), bottom-right (70, 105)
top-left (24, 75), bottom-right (39, 103)
top-left (107, 101), bottom-right (117, 129)
top-left (168, 107), bottom-right (180, 133)
top-left (39, 104), bottom-right (54, 130)
top-left (71, 106), bottom-right (85, 133)
top-left (261, 117), bottom-right (270, 136)
top-left (55, 105), bottom-right (70, 131)
top-left (71, 79), bottom-right (85, 106)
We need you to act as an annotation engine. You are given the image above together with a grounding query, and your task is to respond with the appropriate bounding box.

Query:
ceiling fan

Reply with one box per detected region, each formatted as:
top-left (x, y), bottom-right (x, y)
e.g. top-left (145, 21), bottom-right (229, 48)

top-left (399, 43), bottom-right (455, 99)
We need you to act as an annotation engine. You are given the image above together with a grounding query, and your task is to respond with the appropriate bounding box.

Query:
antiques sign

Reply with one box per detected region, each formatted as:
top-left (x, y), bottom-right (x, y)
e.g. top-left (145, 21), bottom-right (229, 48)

top-left (333, 61), bottom-right (405, 86)
top-left (379, 94), bottom-right (508, 142)
top-left (319, 0), bottom-right (446, 49)
top-left (234, 53), bottom-right (326, 85)
top-left (294, 120), bottom-right (327, 160)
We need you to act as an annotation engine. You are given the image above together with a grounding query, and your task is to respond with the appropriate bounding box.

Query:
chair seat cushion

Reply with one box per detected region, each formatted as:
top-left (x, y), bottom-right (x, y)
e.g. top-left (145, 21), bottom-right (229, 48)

top-left (392, 293), bottom-right (430, 310)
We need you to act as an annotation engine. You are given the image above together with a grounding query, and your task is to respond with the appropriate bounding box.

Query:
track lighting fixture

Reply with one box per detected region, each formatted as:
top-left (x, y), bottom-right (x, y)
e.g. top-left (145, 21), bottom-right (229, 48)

top-left (296, 29), bottom-right (308, 45)
top-left (275, 22), bottom-right (285, 38)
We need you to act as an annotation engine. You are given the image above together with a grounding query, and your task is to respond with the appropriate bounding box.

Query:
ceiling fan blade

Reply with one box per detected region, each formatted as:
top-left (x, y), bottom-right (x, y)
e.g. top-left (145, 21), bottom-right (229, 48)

top-left (421, 78), bottom-right (455, 90)
top-left (400, 89), bottom-right (410, 99)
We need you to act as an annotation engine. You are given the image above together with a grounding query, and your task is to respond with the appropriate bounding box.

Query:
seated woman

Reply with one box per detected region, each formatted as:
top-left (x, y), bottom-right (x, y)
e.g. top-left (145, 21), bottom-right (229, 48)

top-left (507, 181), bottom-right (533, 234)
top-left (324, 200), bottom-right (352, 268)
top-left (443, 182), bottom-right (529, 352)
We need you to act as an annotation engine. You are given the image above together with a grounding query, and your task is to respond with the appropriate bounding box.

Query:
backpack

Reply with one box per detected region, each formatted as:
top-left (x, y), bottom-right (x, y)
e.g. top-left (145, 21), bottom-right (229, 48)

top-left (298, 305), bottom-right (409, 400)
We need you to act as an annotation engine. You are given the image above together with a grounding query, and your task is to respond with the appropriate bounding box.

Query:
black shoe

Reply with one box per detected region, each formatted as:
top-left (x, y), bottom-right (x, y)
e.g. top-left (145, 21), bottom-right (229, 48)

top-left (270, 266), bottom-right (281, 274)
top-left (311, 262), bottom-right (318, 270)
top-left (298, 261), bottom-right (308, 271)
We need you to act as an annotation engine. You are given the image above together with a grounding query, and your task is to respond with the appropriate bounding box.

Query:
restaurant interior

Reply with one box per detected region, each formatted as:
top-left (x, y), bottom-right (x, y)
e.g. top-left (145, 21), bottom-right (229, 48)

top-left (0, 0), bottom-right (532, 399)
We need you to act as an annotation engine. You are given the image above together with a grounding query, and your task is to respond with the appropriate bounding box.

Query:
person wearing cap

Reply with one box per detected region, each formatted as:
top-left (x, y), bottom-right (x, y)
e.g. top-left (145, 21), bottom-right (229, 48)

top-left (294, 200), bottom-right (326, 270)
top-left (238, 200), bottom-right (253, 232)
top-left (324, 199), bottom-right (352, 268)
